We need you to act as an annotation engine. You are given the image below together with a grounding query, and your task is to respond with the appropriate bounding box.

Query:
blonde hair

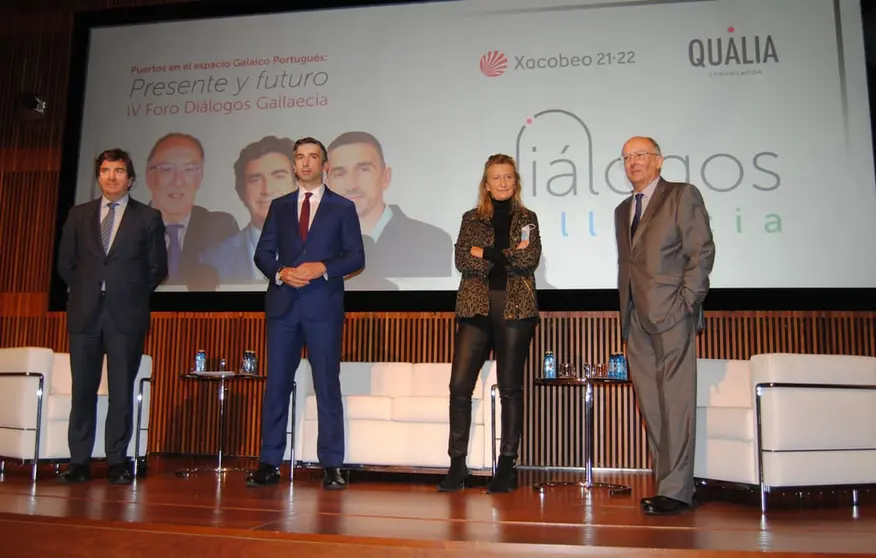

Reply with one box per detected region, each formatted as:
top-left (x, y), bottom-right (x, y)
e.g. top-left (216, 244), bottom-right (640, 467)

top-left (476, 153), bottom-right (524, 219)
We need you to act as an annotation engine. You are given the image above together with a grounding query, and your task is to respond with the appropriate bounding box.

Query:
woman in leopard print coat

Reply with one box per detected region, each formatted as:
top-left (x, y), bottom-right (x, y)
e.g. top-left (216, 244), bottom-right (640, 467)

top-left (438, 153), bottom-right (541, 494)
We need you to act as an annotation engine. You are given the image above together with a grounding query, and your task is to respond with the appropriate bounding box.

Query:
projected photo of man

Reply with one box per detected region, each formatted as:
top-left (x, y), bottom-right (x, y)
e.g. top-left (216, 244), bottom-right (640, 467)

top-left (326, 131), bottom-right (452, 284)
top-left (145, 132), bottom-right (239, 286)
top-left (200, 136), bottom-right (297, 284)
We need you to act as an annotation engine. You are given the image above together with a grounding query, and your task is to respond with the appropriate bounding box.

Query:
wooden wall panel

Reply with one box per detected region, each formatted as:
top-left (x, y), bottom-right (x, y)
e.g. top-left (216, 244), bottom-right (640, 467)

top-left (0, 171), bottom-right (60, 293)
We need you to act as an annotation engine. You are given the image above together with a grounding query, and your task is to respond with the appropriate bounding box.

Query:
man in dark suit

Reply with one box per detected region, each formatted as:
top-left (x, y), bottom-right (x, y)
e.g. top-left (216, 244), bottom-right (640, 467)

top-left (199, 136), bottom-right (297, 285)
top-left (144, 132), bottom-right (239, 288)
top-left (326, 131), bottom-right (452, 287)
top-left (246, 137), bottom-right (364, 489)
top-left (56, 148), bottom-right (168, 484)
top-left (614, 136), bottom-right (715, 515)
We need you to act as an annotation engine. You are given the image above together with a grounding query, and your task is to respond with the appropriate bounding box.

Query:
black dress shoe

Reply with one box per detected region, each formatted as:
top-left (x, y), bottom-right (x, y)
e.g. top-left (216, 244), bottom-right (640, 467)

top-left (642, 492), bottom-right (699, 508)
top-left (643, 495), bottom-right (692, 515)
top-left (108, 462), bottom-right (134, 485)
top-left (57, 464), bottom-right (91, 484)
top-left (323, 467), bottom-right (347, 490)
top-left (246, 463), bottom-right (280, 487)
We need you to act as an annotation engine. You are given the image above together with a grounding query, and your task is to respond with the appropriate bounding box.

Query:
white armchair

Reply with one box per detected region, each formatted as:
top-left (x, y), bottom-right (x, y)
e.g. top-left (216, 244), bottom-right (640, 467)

top-left (0, 347), bottom-right (55, 480)
top-left (694, 353), bottom-right (876, 511)
top-left (288, 359), bottom-right (498, 472)
top-left (0, 346), bottom-right (153, 480)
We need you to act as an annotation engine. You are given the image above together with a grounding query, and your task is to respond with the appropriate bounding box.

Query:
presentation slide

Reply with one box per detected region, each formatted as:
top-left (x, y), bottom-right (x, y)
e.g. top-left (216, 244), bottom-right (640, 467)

top-left (71, 0), bottom-right (876, 292)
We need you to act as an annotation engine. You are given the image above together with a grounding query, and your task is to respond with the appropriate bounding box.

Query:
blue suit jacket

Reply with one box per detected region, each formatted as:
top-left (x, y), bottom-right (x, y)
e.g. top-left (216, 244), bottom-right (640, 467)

top-left (254, 187), bottom-right (364, 320)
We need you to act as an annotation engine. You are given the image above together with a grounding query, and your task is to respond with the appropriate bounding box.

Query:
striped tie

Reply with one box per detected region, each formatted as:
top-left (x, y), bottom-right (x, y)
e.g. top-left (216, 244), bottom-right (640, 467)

top-left (101, 202), bottom-right (118, 253)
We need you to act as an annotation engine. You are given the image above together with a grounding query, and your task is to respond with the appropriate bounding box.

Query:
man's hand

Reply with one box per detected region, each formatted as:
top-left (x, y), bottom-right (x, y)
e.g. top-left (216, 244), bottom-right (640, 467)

top-left (470, 246), bottom-right (484, 259)
top-left (279, 267), bottom-right (309, 288)
top-left (294, 262), bottom-right (327, 281)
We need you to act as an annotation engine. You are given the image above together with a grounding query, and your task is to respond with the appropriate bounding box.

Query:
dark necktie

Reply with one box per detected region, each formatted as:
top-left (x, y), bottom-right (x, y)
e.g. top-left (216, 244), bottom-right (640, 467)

top-left (299, 192), bottom-right (312, 241)
top-left (100, 202), bottom-right (118, 253)
top-left (165, 224), bottom-right (183, 280)
top-left (630, 193), bottom-right (644, 241)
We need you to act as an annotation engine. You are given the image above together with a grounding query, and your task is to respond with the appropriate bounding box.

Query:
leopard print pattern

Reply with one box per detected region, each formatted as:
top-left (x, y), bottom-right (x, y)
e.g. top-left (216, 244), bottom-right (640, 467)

top-left (453, 204), bottom-right (541, 320)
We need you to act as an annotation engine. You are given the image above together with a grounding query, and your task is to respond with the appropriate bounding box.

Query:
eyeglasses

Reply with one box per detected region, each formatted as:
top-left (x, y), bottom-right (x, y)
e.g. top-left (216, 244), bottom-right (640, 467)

top-left (620, 151), bottom-right (659, 163)
top-left (147, 163), bottom-right (202, 176)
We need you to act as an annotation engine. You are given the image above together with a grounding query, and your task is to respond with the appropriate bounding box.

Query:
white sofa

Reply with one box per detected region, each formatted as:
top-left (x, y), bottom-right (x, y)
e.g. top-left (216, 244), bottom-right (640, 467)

top-left (694, 353), bottom-right (876, 511)
top-left (283, 359), bottom-right (500, 473)
top-left (0, 346), bottom-right (153, 480)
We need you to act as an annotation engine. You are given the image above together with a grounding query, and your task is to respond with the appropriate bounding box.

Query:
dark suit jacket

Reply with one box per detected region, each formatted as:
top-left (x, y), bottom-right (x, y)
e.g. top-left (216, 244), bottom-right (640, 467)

top-left (57, 196), bottom-right (168, 335)
top-left (254, 187), bottom-right (364, 320)
top-left (166, 205), bottom-right (239, 287)
top-left (199, 225), bottom-right (263, 285)
top-left (614, 178), bottom-right (715, 338)
top-left (363, 205), bottom-right (453, 278)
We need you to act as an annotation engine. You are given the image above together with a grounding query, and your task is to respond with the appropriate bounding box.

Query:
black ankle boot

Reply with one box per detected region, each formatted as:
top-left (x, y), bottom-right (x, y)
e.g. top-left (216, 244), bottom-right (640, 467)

top-left (486, 455), bottom-right (518, 493)
top-left (437, 457), bottom-right (468, 492)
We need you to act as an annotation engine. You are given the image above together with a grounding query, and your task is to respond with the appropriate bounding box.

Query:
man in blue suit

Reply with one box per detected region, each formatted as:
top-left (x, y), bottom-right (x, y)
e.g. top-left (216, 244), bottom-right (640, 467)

top-left (246, 137), bottom-right (364, 490)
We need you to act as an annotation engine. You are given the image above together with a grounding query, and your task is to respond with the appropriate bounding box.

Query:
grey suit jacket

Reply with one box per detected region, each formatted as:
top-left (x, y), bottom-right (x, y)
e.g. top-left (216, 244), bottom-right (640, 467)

top-left (614, 178), bottom-right (715, 339)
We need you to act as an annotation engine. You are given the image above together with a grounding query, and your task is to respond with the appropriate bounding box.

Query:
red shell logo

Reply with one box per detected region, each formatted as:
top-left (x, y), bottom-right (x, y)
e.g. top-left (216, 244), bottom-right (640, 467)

top-left (480, 50), bottom-right (507, 78)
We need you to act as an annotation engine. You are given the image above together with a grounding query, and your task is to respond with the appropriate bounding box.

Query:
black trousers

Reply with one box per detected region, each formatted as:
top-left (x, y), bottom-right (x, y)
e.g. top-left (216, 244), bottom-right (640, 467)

top-left (448, 290), bottom-right (537, 459)
top-left (68, 295), bottom-right (145, 467)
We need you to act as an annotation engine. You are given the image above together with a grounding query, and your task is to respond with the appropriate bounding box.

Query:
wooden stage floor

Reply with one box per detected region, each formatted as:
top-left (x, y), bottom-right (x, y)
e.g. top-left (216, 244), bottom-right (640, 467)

top-left (0, 457), bottom-right (874, 557)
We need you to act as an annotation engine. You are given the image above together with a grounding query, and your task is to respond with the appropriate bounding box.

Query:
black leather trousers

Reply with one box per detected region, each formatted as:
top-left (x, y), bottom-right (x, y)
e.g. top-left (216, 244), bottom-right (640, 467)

top-left (448, 290), bottom-right (537, 459)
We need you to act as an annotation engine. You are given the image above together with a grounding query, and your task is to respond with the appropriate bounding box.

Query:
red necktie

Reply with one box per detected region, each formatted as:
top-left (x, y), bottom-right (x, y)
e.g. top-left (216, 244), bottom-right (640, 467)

top-left (299, 192), bottom-right (312, 241)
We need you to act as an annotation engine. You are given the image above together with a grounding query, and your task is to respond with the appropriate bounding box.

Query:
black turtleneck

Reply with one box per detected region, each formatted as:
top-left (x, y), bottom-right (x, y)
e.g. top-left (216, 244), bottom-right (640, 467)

top-left (483, 197), bottom-right (512, 290)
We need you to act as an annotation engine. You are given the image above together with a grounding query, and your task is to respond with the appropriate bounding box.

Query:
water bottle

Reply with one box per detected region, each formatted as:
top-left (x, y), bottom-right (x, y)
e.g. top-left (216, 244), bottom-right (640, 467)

top-left (241, 350), bottom-right (258, 374)
top-left (616, 353), bottom-right (628, 380)
top-left (543, 351), bottom-right (556, 379)
top-left (608, 354), bottom-right (618, 379)
top-left (195, 349), bottom-right (207, 372)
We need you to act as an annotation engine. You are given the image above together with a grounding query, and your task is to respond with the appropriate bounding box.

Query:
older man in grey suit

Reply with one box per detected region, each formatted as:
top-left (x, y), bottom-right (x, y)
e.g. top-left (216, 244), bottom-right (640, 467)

top-left (614, 136), bottom-right (715, 516)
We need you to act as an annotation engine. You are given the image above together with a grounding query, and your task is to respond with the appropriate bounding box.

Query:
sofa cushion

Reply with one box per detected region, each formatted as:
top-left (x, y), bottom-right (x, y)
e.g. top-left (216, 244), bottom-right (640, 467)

top-left (411, 363), bottom-right (477, 398)
top-left (694, 438), bottom-right (757, 485)
top-left (304, 394), bottom-right (392, 421)
top-left (0, 377), bottom-right (43, 429)
top-left (696, 358), bottom-right (751, 408)
top-left (0, 347), bottom-right (54, 376)
top-left (758, 388), bottom-right (876, 451)
top-left (750, 353), bottom-right (876, 386)
top-left (393, 396), bottom-right (447, 422)
top-left (338, 362), bottom-right (414, 397)
top-left (763, 450), bottom-right (876, 487)
top-left (300, 419), bottom-right (486, 468)
top-left (46, 394), bottom-right (72, 422)
top-left (392, 396), bottom-right (485, 424)
top-left (696, 407), bottom-right (753, 443)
